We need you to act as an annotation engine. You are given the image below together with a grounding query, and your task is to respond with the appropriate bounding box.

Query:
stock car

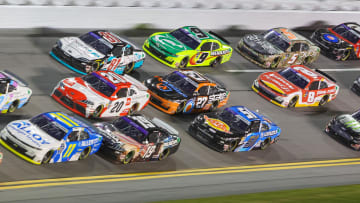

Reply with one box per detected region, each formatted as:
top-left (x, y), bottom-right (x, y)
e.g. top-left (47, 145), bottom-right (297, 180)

top-left (50, 30), bottom-right (145, 75)
top-left (311, 22), bottom-right (360, 61)
top-left (0, 70), bottom-right (32, 113)
top-left (325, 110), bottom-right (360, 150)
top-left (188, 106), bottom-right (281, 152)
top-left (236, 28), bottom-right (320, 69)
top-left (143, 26), bottom-right (232, 68)
top-left (94, 114), bottom-right (181, 164)
top-left (0, 112), bottom-right (103, 164)
top-left (252, 65), bottom-right (339, 108)
top-left (351, 76), bottom-right (360, 95)
top-left (51, 71), bottom-right (150, 118)
top-left (144, 70), bottom-right (230, 115)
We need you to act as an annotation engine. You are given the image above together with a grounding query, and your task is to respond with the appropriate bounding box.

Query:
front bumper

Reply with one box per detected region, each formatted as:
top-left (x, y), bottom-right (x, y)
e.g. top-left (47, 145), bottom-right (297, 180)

top-left (252, 80), bottom-right (286, 108)
top-left (50, 46), bottom-right (88, 75)
top-left (51, 88), bottom-right (89, 118)
top-left (143, 41), bottom-right (178, 68)
top-left (147, 90), bottom-right (180, 115)
top-left (236, 41), bottom-right (267, 68)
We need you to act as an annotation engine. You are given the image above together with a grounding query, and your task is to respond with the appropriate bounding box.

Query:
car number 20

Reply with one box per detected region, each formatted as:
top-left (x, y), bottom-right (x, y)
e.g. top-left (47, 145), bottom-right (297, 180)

top-left (110, 101), bottom-right (124, 113)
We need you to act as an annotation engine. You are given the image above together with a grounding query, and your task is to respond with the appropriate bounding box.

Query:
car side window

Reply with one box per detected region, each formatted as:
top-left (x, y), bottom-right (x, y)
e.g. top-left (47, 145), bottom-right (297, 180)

top-left (200, 42), bottom-right (212, 51)
top-left (67, 131), bottom-right (79, 142)
top-left (198, 86), bottom-right (209, 96)
top-left (148, 132), bottom-right (160, 143)
top-left (208, 86), bottom-right (218, 95)
top-left (129, 88), bottom-right (136, 96)
top-left (0, 82), bottom-right (7, 94)
top-left (117, 88), bottom-right (128, 98)
top-left (301, 43), bottom-right (309, 51)
top-left (124, 46), bottom-right (133, 56)
top-left (112, 46), bottom-right (123, 57)
top-left (261, 122), bottom-right (270, 132)
top-left (249, 120), bottom-right (261, 133)
top-left (291, 43), bottom-right (301, 52)
top-left (8, 84), bottom-right (16, 93)
top-left (211, 42), bottom-right (220, 50)
top-left (319, 81), bottom-right (328, 89)
top-left (309, 81), bottom-right (320, 90)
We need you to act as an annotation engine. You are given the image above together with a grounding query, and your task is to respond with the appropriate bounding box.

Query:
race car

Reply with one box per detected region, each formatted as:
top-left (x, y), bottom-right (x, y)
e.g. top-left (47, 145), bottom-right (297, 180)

top-left (188, 106), bottom-right (281, 152)
top-left (311, 22), bottom-right (360, 61)
top-left (252, 65), bottom-right (339, 108)
top-left (0, 70), bottom-right (32, 113)
top-left (325, 110), bottom-right (360, 150)
top-left (144, 70), bottom-right (230, 115)
top-left (351, 76), bottom-right (360, 95)
top-left (51, 71), bottom-right (150, 118)
top-left (0, 112), bottom-right (103, 164)
top-left (143, 26), bottom-right (232, 68)
top-left (236, 28), bottom-right (320, 68)
top-left (50, 30), bottom-right (145, 75)
top-left (94, 114), bottom-right (180, 164)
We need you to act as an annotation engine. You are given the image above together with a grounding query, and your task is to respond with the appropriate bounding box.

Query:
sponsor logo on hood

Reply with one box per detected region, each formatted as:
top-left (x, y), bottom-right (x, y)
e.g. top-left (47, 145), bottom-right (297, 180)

top-left (262, 73), bottom-right (297, 93)
top-left (8, 121), bottom-right (51, 148)
top-left (204, 115), bottom-right (232, 134)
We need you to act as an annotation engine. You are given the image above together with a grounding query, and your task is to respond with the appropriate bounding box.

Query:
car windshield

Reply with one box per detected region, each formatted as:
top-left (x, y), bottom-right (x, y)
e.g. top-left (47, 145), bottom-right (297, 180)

top-left (112, 117), bottom-right (147, 143)
top-left (30, 114), bottom-right (67, 141)
top-left (218, 109), bottom-right (250, 132)
top-left (165, 72), bottom-right (197, 96)
top-left (170, 28), bottom-right (200, 50)
top-left (264, 30), bottom-right (290, 52)
top-left (82, 73), bottom-right (115, 97)
top-left (278, 67), bottom-right (309, 89)
top-left (333, 24), bottom-right (360, 44)
top-left (79, 32), bottom-right (113, 55)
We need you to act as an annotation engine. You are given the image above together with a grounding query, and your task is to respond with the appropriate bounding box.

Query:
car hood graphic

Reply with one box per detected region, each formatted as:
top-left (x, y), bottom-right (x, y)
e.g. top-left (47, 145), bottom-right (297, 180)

top-left (259, 72), bottom-right (300, 95)
top-left (60, 37), bottom-right (105, 61)
top-left (151, 79), bottom-right (188, 100)
top-left (65, 80), bottom-right (108, 102)
top-left (243, 34), bottom-right (283, 55)
top-left (150, 33), bottom-right (190, 55)
top-left (6, 120), bottom-right (60, 150)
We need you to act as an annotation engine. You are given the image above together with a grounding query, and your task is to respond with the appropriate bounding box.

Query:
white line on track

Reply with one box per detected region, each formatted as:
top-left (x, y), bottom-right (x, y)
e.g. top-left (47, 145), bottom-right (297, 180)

top-left (225, 68), bottom-right (360, 73)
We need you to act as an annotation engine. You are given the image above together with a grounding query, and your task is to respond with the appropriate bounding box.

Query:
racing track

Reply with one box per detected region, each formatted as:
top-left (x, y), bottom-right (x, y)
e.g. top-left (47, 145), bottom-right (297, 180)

top-left (0, 29), bottom-right (360, 200)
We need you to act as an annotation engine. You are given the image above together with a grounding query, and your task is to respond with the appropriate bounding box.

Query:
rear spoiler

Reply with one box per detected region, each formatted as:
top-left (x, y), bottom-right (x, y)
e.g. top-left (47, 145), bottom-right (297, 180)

top-left (1, 70), bottom-right (29, 87)
top-left (152, 117), bottom-right (179, 136)
top-left (315, 69), bottom-right (337, 83)
top-left (209, 31), bottom-right (230, 45)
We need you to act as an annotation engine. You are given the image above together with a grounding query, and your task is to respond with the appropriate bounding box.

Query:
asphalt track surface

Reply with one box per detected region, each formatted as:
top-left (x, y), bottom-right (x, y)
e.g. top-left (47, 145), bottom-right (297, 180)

top-left (0, 30), bottom-right (360, 202)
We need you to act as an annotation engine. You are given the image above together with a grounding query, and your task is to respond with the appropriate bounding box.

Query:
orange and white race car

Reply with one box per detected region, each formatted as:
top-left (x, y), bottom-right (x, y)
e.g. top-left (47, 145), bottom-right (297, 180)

top-left (51, 71), bottom-right (150, 118)
top-left (252, 65), bottom-right (339, 108)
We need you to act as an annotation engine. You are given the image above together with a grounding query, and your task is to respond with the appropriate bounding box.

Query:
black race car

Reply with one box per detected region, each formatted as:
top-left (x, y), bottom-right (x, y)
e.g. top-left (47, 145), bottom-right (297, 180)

top-left (94, 114), bottom-right (181, 164)
top-left (351, 76), bottom-right (360, 95)
top-left (311, 22), bottom-right (360, 61)
top-left (325, 110), bottom-right (360, 150)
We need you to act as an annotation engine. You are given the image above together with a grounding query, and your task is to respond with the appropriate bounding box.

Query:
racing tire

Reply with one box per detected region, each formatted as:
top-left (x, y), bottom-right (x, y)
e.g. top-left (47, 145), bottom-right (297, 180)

top-left (41, 150), bottom-right (54, 164)
top-left (175, 101), bottom-right (186, 114)
top-left (270, 57), bottom-right (281, 69)
top-left (319, 95), bottom-right (329, 106)
top-left (209, 101), bottom-right (219, 112)
top-left (287, 97), bottom-right (298, 108)
top-left (7, 101), bottom-right (18, 113)
top-left (128, 104), bottom-right (138, 116)
top-left (178, 57), bottom-right (188, 69)
top-left (158, 148), bottom-right (170, 161)
top-left (304, 56), bottom-right (313, 65)
top-left (210, 57), bottom-right (221, 68)
top-left (122, 151), bottom-right (134, 164)
top-left (79, 147), bottom-right (91, 160)
top-left (228, 139), bottom-right (239, 152)
top-left (260, 138), bottom-right (271, 150)
top-left (92, 105), bottom-right (104, 118)
top-left (124, 62), bottom-right (135, 74)
top-left (341, 50), bottom-right (351, 61)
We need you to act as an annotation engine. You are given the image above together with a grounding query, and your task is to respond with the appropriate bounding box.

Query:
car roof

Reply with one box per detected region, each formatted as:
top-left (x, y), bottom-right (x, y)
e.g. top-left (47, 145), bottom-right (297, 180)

top-left (343, 23), bottom-right (360, 35)
top-left (43, 112), bottom-right (93, 131)
top-left (93, 71), bottom-right (132, 88)
top-left (288, 65), bottom-right (328, 82)
top-left (227, 106), bottom-right (261, 122)
top-left (272, 28), bottom-right (309, 42)
top-left (180, 26), bottom-right (216, 41)
top-left (177, 70), bottom-right (214, 85)
top-left (91, 30), bottom-right (128, 46)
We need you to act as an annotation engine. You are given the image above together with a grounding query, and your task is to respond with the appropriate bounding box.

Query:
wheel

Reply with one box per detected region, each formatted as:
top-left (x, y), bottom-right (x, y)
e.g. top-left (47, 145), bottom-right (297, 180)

top-left (41, 151), bottom-right (54, 164)
top-left (341, 50), bottom-right (351, 61)
top-left (92, 105), bottom-right (103, 118)
top-left (260, 138), bottom-right (271, 150)
top-left (128, 104), bottom-right (138, 115)
top-left (228, 139), bottom-right (239, 152)
top-left (175, 102), bottom-right (186, 114)
top-left (159, 148), bottom-right (170, 160)
top-left (7, 101), bottom-right (18, 113)
top-left (287, 97), bottom-right (298, 108)
top-left (303, 56), bottom-right (312, 65)
top-left (209, 101), bottom-right (219, 112)
top-left (270, 57), bottom-right (280, 69)
top-left (122, 151), bottom-right (134, 164)
top-left (124, 62), bottom-right (134, 74)
top-left (79, 147), bottom-right (91, 160)
top-left (178, 57), bottom-right (188, 69)
top-left (210, 57), bottom-right (221, 68)
top-left (319, 95), bottom-right (328, 106)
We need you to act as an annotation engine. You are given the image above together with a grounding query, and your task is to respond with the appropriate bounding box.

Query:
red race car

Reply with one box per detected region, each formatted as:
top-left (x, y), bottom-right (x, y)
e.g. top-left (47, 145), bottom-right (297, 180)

top-left (252, 65), bottom-right (339, 108)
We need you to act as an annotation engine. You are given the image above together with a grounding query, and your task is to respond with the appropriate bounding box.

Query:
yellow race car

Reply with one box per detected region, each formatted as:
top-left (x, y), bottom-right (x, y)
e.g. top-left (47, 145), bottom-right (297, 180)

top-left (143, 26), bottom-right (232, 68)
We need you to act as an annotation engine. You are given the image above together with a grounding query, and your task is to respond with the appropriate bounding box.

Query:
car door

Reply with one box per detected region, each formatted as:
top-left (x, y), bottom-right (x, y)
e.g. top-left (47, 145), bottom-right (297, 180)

top-left (300, 42), bottom-right (311, 62)
top-left (61, 129), bottom-right (81, 162)
top-left (303, 80), bottom-right (320, 104)
top-left (193, 42), bottom-right (212, 65)
top-left (194, 85), bottom-right (209, 109)
top-left (0, 81), bottom-right (9, 109)
top-left (237, 120), bottom-right (261, 151)
top-left (109, 87), bottom-right (129, 116)
top-left (287, 42), bottom-right (302, 65)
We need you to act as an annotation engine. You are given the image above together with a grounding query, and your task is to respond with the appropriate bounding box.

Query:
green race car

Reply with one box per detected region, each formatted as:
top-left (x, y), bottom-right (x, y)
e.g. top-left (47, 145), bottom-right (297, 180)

top-left (143, 26), bottom-right (232, 68)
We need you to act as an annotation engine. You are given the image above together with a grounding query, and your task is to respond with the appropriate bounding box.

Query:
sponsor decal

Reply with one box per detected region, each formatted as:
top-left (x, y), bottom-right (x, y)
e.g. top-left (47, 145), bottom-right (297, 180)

top-left (204, 115), bottom-right (232, 134)
top-left (261, 129), bottom-right (278, 137)
top-left (211, 49), bottom-right (231, 56)
top-left (79, 139), bottom-right (99, 147)
top-left (323, 34), bottom-right (339, 43)
top-left (156, 83), bottom-right (171, 92)
top-left (9, 122), bottom-right (50, 147)
top-left (99, 32), bottom-right (121, 44)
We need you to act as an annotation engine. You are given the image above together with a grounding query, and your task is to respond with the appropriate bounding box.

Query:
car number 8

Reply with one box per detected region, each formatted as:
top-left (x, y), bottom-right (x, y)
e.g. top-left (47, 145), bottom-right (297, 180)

top-left (307, 92), bottom-right (315, 103)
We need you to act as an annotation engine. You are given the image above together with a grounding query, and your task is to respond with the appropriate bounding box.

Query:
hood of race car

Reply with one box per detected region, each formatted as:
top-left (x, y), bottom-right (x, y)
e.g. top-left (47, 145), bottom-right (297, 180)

top-left (150, 33), bottom-right (191, 55)
top-left (6, 120), bottom-right (60, 150)
top-left (259, 72), bottom-right (300, 95)
top-left (59, 37), bottom-right (105, 61)
top-left (146, 77), bottom-right (188, 100)
top-left (317, 29), bottom-right (352, 49)
top-left (243, 34), bottom-right (283, 55)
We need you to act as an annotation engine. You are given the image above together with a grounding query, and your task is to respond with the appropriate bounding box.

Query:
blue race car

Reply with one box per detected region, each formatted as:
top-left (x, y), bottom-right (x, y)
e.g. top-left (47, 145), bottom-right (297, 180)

top-left (0, 112), bottom-right (103, 164)
top-left (188, 106), bottom-right (281, 152)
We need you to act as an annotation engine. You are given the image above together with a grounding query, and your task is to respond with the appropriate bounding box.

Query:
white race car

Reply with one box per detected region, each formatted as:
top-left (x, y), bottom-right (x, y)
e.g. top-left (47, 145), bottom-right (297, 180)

top-left (0, 70), bottom-right (32, 113)
top-left (51, 71), bottom-right (150, 118)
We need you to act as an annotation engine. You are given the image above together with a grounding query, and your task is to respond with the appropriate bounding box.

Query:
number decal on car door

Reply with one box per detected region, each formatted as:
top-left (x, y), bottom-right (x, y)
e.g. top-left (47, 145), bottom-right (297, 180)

top-left (196, 96), bottom-right (208, 108)
top-left (196, 53), bottom-right (209, 64)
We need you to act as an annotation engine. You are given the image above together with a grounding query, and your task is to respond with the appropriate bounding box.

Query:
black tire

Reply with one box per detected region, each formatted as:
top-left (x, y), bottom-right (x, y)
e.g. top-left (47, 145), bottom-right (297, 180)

top-left (319, 95), bottom-right (329, 106)
top-left (175, 101), bottom-right (186, 114)
top-left (128, 104), bottom-right (138, 116)
top-left (122, 151), bottom-right (134, 164)
top-left (260, 138), bottom-right (271, 150)
top-left (210, 57), bottom-right (221, 68)
top-left (159, 148), bottom-right (170, 161)
top-left (7, 101), bottom-right (18, 113)
top-left (228, 139), bottom-right (239, 152)
top-left (92, 105), bottom-right (103, 118)
top-left (124, 62), bottom-right (134, 74)
top-left (341, 50), bottom-right (351, 61)
top-left (41, 151), bottom-right (54, 164)
top-left (79, 147), bottom-right (91, 160)
top-left (287, 97), bottom-right (298, 108)
top-left (209, 101), bottom-right (219, 112)
top-left (270, 57), bottom-right (280, 69)
top-left (178, 57), bottom-right (188, 69)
